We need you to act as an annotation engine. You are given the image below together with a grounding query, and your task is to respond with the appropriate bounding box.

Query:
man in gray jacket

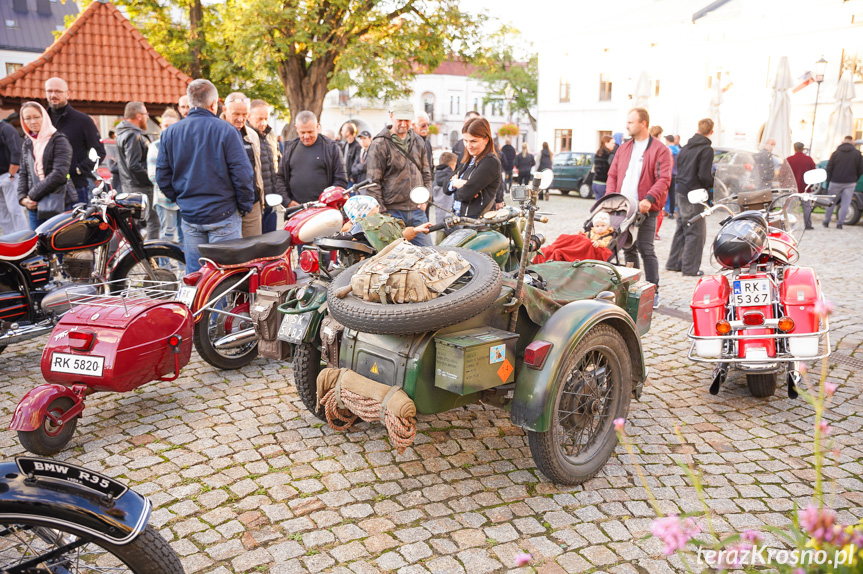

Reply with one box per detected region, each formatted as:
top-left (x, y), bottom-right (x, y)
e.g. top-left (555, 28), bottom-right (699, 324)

top-left (823, 136), bottom-right (863, 228)
top-left (116, 101), bottom-right (160, 238)
top-left (366, 100), bottom-right (433, 246)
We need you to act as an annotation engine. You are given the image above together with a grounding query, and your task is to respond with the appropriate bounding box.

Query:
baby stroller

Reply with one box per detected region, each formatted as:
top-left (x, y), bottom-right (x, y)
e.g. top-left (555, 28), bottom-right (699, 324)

top-left (582, 193), bottom-right (644, 264)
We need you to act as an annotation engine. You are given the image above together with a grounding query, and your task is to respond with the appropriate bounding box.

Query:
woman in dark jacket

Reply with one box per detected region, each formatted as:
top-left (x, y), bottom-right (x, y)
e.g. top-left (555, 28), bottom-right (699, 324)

top-left (17, 102), bottom-right (74, 230)
top-left (513, 143), bottom-right (535, 184)
top-left (592, 135), bottom-right (614, 200)
top-left (446, 117), bottom-right (501, 218)
top-left (536, 142), bottom-right (553, 200)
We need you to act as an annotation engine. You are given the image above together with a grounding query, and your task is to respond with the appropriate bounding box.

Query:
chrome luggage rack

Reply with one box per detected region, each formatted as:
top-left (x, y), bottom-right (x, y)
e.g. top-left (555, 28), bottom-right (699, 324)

top-left (64, 280), bottom-right (183, 317)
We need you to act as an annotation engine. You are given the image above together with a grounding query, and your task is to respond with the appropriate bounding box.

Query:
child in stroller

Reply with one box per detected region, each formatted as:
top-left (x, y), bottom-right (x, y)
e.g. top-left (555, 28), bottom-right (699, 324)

top-left (532, 193), bottom-right (641, 264)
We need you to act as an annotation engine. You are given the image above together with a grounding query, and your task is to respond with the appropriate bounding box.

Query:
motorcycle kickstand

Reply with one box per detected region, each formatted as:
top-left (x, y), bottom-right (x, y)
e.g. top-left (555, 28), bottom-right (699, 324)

top-left (710, 364), bottom-right (728, 395)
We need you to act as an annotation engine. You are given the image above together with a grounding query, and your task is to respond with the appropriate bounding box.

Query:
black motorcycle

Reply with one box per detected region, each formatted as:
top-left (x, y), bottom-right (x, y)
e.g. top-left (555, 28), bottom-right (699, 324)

top-left (0, 181), bottom-right (185, 353)
top-left (0, 457), bottom-right (184, 573)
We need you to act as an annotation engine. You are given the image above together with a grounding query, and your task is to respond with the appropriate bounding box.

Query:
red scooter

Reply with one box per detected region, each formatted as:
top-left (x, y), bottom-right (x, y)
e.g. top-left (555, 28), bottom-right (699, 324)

top-left (10, 282), bottom-right (193, 455)
top-left (686, 150), bottom-right (833, 398)
top-left (180, 182), bottom-right (371, 369)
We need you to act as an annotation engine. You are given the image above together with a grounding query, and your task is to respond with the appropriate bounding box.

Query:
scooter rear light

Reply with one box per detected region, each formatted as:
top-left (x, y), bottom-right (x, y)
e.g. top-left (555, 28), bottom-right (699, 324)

top-left (524, 341), bottom-right (553, 369)
top-left (715, 320), bottom-right (731, 335)
top-left (742, 311), bottom-right (765, 326)
top-left (69, 331), bottom-right (96, 352)
top-left (183, 272), bottom-right (202, 286)
top-left (777, 316), bottom-right (795, 332)
top-left (300, 250), bottom-right (320, 273)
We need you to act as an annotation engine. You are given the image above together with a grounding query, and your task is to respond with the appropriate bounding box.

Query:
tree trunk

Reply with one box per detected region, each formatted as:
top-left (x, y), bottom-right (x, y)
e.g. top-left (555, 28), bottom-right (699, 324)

top-left (188, 0), bottom-right (204, 79)
top-left (278, 52), bottom-right (336, 140)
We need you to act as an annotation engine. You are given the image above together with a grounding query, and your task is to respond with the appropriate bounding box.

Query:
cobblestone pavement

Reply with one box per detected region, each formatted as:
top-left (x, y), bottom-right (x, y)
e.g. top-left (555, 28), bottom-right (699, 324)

top-left (1, 192), bottom-right (861, 573)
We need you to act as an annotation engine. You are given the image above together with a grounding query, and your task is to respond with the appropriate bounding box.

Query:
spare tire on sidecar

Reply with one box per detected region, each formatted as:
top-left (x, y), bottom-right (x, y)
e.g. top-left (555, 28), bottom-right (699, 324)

top-left (327, 245), bottom-right (502, 335)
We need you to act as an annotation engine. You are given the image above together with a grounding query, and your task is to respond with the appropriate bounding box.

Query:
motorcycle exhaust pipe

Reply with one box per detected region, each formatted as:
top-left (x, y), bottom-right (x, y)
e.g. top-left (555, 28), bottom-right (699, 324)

top-left (213, 328), bottom-right (258, 350)
top-left (710, 364), bottom-right (728, 395)
top-left (787, 369), bottom-right (801, 400)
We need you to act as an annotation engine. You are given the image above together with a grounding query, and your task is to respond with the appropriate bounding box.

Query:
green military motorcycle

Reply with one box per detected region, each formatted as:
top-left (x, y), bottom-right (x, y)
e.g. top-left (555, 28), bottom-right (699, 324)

top-left (268, 172), bottom-right (656, 485)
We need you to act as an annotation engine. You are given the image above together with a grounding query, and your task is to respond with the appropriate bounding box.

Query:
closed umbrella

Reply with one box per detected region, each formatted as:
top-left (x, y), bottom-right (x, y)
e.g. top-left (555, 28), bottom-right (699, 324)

top-left (760, 56), bottom-right (793, 158)
top-left (634, 71), bottom-right (650, 108)
top-left (824, 73), bottom-right (856, 155)
top-left (708, 81), bottom-right (723, 146)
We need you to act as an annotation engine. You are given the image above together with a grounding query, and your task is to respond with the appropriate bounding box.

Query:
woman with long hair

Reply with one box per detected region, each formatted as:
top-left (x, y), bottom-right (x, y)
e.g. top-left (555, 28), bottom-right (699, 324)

top-left (513, 142), bottom-right (535, 185)
top-left (446, 117), bottom-right (501, 217)
top-left (536, 142), bottom-right (553, 200)
top-left (17, 101), bottom-right (73, 230)
top-left (592, 135), bottom-right (615, 200)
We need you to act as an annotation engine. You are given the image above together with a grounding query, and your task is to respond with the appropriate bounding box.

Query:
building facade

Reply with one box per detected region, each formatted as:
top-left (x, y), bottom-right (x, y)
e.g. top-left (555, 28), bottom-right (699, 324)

top-left (1, 0), bottom-right (79, 77)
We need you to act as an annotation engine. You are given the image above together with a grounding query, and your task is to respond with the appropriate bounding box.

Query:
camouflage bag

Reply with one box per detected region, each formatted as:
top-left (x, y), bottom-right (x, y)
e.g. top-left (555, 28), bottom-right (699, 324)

top-left (359, 213), bottom-right (405, 253)
top-left (350, 239), bottom-right (471, 303)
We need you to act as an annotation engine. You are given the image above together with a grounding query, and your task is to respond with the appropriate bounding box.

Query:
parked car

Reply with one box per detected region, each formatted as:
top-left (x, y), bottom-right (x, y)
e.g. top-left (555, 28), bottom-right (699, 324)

top-left (550, 151), bottom-right (595, 197)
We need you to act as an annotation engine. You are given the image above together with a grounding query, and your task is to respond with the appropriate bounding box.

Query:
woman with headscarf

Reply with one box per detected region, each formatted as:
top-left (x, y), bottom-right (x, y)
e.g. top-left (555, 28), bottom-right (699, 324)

top-left (446, 117), bottom-right (501, 218)
top-left (17, 101), bottom-right (74, 230)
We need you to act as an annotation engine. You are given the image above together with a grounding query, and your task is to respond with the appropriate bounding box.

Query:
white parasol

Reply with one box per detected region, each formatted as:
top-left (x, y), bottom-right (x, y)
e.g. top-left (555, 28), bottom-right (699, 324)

top-left (760, 56), bottom-right (792, 158)
top-left (824, 72), bottom-right (856, 155)
top-left (634, 71), bottom-right (650, 109)
top-left (708, 81), bottom-right (723, 146)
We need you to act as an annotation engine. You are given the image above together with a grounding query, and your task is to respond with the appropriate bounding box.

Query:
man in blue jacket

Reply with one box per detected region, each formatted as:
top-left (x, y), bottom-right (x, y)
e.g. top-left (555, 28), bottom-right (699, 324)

top-left (156, 79), bottom-right (255, 273)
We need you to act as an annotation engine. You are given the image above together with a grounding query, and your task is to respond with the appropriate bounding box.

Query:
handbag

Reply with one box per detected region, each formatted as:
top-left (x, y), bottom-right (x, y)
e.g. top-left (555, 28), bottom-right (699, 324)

top-left (37, 186), bottom-right (67, 220)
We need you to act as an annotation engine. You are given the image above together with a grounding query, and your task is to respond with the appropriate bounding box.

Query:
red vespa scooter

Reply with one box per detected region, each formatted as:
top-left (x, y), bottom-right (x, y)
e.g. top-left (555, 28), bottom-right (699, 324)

top-left (10, 282), bottom-right (193, 455)
top-left (180, 182), bottom-right (371, 370)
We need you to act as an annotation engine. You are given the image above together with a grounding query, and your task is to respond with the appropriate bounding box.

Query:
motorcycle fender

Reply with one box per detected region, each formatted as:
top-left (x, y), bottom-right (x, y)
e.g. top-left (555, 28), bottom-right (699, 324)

top-left (108, 240), bottom-right (185, 282)
top-left (191, 268), bottom-right (250, 323)
top-left (0, 460), bottom-right (150, 545)
top-left (9, 384), bottom-right (81, 432)
top-left (510, 300), bottom-right (645, 433)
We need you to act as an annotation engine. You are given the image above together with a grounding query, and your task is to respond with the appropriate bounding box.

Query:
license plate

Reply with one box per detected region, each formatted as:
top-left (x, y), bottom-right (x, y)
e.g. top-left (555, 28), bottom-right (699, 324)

top-left (732, 279), bottom-right (771, 307)
top-left (50, 352), bottom-right (104, 377)
top-left (17, 457), bottom-right (128, 499)
top-left (278, 313), bottom-right (313, 344)
top-left (177, 286), bottom-right (197, 307)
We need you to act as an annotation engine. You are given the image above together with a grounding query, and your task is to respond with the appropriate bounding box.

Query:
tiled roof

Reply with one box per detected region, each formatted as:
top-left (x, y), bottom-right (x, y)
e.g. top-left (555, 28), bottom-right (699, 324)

top-left (0, 0), bottom-right (192, 114)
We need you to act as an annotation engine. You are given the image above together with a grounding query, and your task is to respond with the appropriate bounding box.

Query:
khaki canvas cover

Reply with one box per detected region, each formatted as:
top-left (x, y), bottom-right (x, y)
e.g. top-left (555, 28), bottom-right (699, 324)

top-left (359, 213), bottom-right (405, 252)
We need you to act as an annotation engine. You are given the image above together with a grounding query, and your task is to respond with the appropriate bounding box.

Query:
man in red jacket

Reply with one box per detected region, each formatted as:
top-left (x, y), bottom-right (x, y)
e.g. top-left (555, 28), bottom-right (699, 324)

top-left (607, 108), bottom-right (672, 302)
top-left (786, 142), bottom-right (817, 229)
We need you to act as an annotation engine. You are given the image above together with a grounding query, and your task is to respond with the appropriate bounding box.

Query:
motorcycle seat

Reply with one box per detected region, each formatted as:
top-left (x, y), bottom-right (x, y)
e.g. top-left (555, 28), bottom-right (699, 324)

top-left (198, 230), bottom-right (292, 265)
top-left (0, 230), bottom-right (38, 259)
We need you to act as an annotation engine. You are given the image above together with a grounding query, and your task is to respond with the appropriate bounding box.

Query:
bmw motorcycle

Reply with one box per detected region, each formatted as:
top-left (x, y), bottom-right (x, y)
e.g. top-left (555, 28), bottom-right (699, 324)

top-left (0, 181), bottom-right (185, 354)
top-left (686, 149), bottom-right (833, 398)
top-left (0, 457), bottom-right (184, 573)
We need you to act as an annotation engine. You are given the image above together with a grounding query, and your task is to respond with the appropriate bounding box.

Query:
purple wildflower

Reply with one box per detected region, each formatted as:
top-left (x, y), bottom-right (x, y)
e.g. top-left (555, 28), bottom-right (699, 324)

top-left (650, 515), bottom-right (701, 555)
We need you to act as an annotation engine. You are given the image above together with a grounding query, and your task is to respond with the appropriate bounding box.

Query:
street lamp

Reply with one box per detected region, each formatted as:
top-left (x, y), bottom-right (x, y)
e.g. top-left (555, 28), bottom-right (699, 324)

top-left (809, 56), bottom-right (828, 155)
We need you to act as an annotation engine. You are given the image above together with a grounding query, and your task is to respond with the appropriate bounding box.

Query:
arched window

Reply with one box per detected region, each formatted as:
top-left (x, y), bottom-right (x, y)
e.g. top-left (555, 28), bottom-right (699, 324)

top-left (450, 130), bottom-right (459, 147)
top-left (422, 92), bottom-right (436, 121)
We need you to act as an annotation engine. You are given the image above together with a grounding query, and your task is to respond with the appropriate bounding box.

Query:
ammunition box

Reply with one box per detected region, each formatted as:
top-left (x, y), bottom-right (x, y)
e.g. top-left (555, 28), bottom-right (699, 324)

top-left (434, 327), bottom-right (519, 395)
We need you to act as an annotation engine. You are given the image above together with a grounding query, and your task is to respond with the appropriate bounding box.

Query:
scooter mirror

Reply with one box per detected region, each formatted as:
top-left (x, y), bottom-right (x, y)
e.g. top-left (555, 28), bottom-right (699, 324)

top-left (688, 188), bottom-right (709, 204)
top-left (803, 168), bottom-right (827, 185)
top-left (510, 185), bottom-right (527, 201)
top-left (265, 194), bottom-right (283, 207)
top-left (88, 148), bottom-right (100, 165)
top-left (538, 169), bottom-right (555, 190)
top-left (410, 186), bottom-right (430, 204)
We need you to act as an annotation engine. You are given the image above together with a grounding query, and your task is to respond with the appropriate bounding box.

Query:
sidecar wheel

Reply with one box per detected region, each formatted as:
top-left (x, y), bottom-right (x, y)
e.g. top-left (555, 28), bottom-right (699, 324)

top-left (746, 373), bottom-right (777, 397)
top-left (193, 279), bottom-right (258, 370)
top-left (527, 325), bottom-right (631, 485)
top-left (294, 343), bottom-right (326, 421)
top-left (18, 397), bottom-right (78, 455)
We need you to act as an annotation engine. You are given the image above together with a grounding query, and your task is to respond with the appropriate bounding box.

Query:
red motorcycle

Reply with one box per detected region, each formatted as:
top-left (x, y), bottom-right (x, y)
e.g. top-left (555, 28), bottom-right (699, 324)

top-left (10, 282), bottom-right (193, 455)
top-left (180, 182), bottom-right (370, 369)
top-left (686, 150), bottom-right (832, 398)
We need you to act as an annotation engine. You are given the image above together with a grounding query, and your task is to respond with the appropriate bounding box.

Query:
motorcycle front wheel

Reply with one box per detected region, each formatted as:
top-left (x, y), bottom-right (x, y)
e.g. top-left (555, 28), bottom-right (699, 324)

top-left (193, 279), bottom-right (258, 370)
top-left (111, 246), bottom-right (186, 292)
top-left (0, 521), bottom-right (183, 574)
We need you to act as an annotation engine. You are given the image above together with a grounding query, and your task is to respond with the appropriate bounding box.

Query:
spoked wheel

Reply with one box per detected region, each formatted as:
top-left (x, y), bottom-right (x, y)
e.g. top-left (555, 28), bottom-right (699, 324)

top-left (17, 397), bottom-right (78, 455)
top-left (193, 279), bottom-right (258, 370)
top-left (746, 373), bottom-right (777, 397)
top-left (0, 521), bottom-right (183, 573)
top-left (112, 246), bottom-right (186, 292)
top-left (528, 325), bottom-right (632, 485)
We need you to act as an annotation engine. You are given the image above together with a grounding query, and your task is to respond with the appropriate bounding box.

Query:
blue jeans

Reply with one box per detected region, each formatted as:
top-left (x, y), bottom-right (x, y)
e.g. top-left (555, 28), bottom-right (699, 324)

top-left (75, 184), bottom-right (90, 205)
top-left (592, 181), bottom-right (607, 200)
top-left (181, 211), bottom-right (242, 273)
top-left (387, 208), bottom-right (431, 246)
top-left (262, 206), bottom-right (277, 233)
top-left (155, 205), bottom-right (182, 243)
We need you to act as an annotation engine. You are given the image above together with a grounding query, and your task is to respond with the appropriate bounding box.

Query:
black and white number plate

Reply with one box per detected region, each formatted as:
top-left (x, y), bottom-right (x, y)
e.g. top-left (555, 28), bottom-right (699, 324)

top-left (17, 457), bottom-right (128, 498)
top-left (50, 352), bottom-right (105, 377)
top-left (732, 278), bottom-right (771, 307)
top-left (278, 313), bottom-right (313, 344)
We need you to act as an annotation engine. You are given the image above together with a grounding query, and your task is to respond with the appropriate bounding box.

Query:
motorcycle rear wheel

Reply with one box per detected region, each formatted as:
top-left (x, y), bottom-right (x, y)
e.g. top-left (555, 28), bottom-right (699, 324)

top-left (193, 278), bottom-right (258, 370)
top-left (17, 397), bottom-right (78, 455)
top-left (746, 373), bottom-right (777, 397)
top-left (0, 521), bottom-right (183, 574)
top-left (111, 245), bottom-right (186, 292)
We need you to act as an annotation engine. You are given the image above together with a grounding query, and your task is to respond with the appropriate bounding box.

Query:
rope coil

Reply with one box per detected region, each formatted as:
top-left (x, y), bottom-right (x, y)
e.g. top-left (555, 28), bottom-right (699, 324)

top-left (320, 388), bottom-right (417, 453)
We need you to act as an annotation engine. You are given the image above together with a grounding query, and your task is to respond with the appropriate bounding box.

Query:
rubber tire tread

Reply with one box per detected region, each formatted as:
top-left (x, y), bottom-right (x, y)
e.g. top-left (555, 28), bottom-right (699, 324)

top-left (844, 202), bottom-right (862, 226)
top-left (527, 324), bottom-right (632, 485)
top-left (747, 373), bottom-right (777, 397)
top-left (110, 245), bottom-right (185, 293)
top-left (327, 246), bottom-right (502, 335)
top-left (17, 397), bottom-right (78, 455)
top-left (0, 521), bottom-right (183, 574)
top-left (293, 343), bottom-right (326, 421)
top-left (193, 279), bottom-right (258, 370)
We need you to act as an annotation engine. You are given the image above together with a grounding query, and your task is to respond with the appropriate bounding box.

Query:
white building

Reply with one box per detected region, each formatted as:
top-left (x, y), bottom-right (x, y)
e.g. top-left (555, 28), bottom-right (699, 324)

top-left (536, 0), bottom-right (863, 161)
top-left (319, 61), bottom-right (536, 152)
